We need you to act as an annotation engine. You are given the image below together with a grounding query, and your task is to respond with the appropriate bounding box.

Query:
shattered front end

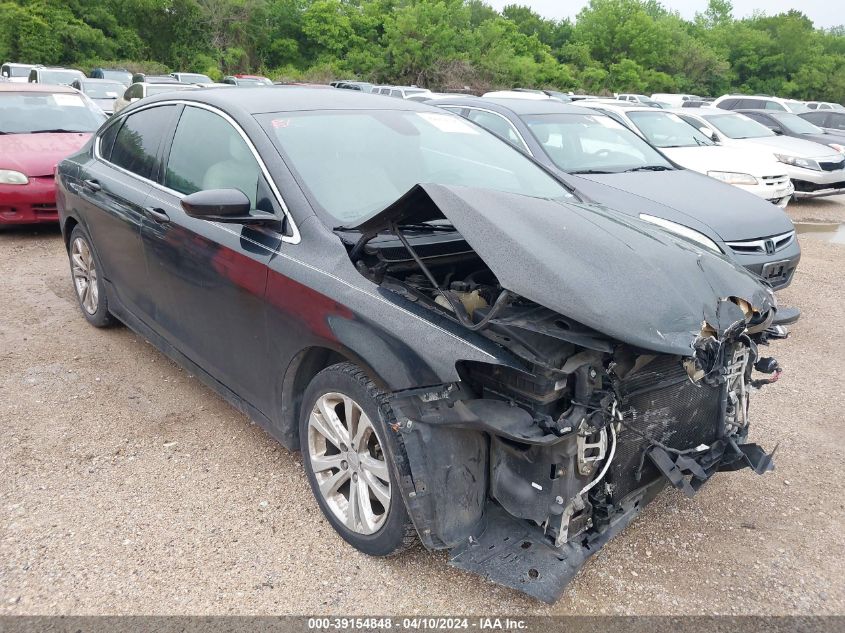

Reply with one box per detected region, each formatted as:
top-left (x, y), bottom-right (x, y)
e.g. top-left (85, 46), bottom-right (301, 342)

top-left (341, 183), bottom-right (784, 602)
top-left (385, 309), bottom-right (780, 603)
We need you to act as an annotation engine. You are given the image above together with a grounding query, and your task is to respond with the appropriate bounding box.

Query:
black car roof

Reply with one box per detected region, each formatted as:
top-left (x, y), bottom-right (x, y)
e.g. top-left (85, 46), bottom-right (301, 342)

top-left (432, 96), bottom-right (597, 116)
top-left (142, 86), bottom-right (435, 114)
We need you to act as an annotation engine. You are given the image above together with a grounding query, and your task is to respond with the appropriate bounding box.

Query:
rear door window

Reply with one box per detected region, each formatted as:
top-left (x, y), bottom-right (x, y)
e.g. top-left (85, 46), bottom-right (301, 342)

top-left (108, 105), bottom-right (178, 180)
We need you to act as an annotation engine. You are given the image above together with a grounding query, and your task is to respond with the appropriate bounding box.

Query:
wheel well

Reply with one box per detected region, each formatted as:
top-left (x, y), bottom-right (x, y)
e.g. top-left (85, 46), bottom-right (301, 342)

top-left (63, 216), bottom-right (79, 252)
top-left (279, 346), bottom-right (350, 451)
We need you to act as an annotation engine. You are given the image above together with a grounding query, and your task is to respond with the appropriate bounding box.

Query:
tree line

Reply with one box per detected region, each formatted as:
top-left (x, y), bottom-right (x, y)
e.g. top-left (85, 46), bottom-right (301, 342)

top-left (1, 0), bottom-right (844, 102)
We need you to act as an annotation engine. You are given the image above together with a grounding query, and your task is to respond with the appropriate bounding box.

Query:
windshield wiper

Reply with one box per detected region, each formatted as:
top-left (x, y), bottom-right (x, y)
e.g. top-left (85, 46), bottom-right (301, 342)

top-left (395, 222), bottom-right (456, 232)
top-left (29, 128), bottom-right (86, 134)
top-left (334, 221), bottom-right (455, 234)
top-left (570, 169), bottom-right (614, 174)
top-left (623, 165), bottom-right (672, 172)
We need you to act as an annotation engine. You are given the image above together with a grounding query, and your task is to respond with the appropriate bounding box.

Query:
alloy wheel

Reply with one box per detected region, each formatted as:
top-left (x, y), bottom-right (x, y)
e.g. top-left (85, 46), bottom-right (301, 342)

top-left (307, 392), bottom-right (392, 535)
top-left (71, 237), bottom-right (98, 315)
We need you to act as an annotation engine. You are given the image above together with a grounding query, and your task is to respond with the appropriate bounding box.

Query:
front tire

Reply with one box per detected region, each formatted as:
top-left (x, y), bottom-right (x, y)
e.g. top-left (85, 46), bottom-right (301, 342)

top-left (68, 224), bottom-right (114, 328)
top-left (299, 362), bottom-right (416, 556)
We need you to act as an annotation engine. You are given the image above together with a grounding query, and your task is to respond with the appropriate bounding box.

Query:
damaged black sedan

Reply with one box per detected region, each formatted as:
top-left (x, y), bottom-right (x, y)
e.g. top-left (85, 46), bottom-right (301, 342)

top-left (56, 89), bottom-right (784, 602)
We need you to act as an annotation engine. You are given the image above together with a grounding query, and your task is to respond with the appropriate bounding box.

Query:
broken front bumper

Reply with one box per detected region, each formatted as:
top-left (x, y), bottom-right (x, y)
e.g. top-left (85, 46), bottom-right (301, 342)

top-left (384, 347), bottom-right (777, 603)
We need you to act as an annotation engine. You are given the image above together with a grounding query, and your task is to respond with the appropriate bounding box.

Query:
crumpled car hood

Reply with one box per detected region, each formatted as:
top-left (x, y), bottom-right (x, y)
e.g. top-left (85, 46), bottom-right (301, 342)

top-left (347, 183), bottom-right (775, 356)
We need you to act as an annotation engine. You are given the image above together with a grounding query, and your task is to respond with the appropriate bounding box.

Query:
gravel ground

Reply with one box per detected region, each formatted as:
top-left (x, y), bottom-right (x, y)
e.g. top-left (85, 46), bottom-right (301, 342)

top-left (1, 197), bottom-right (844, 616)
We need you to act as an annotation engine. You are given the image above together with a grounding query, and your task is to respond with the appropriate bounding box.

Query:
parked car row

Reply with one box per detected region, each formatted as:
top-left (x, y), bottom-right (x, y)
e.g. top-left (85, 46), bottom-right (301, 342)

top-left (50, 87), bottom-right (791, 604)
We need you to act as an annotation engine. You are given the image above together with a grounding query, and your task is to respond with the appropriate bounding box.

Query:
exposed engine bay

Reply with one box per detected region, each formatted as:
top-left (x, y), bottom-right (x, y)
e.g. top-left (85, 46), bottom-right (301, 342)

top-left (338, 183), bottom-right (783, 602)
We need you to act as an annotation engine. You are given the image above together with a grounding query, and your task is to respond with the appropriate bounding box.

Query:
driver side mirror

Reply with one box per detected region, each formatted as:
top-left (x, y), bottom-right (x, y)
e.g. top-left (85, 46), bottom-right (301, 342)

top-left (699, 127), bottom-right (719, 142)
top-left (181, 188), bottom-right (280, 227)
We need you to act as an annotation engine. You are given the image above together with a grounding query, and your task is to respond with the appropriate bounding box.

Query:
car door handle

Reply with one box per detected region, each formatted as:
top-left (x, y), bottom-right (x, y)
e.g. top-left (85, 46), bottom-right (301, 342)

top-left (146, 207), bottom-right (170, 223)
top-left (82, 179), bottom-right (101, 192)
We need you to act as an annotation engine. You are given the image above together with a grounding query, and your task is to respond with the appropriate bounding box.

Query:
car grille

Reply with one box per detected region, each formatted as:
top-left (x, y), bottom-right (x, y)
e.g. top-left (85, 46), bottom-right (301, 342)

top-left (760, 174), bottom-right (790, 188)
top-left (725, 230), bottom-right (795, 255)
top-left (609, 356), bottom-right (721, 503)
top-left (819, 158), bottom-right (845, 172)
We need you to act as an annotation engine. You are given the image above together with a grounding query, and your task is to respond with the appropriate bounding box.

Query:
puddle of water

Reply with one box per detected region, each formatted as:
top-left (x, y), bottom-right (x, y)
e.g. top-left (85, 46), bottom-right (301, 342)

top-left (794, 222), bottom-right (845, 244)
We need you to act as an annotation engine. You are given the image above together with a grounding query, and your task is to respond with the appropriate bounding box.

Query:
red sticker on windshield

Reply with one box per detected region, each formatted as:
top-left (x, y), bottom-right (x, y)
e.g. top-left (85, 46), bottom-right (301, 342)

top-left (271, 118), bottom-right (291, 129)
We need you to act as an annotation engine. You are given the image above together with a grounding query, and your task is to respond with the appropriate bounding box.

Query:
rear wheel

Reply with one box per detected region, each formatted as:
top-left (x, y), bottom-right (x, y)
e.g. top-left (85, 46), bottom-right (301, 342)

top-left (299, 362), bottom-right (416, 556)
top-left (68, 225), bottom-right (114, 328)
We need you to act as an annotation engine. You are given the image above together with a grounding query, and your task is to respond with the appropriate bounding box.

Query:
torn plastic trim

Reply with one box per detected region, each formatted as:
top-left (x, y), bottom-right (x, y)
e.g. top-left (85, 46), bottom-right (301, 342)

top-left (449, 479), bottom-right (664, 604)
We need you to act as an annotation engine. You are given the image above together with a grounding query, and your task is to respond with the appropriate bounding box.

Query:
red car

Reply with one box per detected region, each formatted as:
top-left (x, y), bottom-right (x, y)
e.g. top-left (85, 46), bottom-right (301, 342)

top-left (0, 83), bottom-right (105, 226)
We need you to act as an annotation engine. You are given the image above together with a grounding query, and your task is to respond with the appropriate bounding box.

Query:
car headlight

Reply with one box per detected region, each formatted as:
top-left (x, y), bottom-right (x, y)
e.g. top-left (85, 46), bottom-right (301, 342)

top-left (707, 171), bottom-right (759, 185)
top-left (0, 169), bottom-right (29, 185)
top-left (829, 143), bottom-right (845, 154)
top-left (774, 154), bottom-right (821, 171)
top-left (639, 214), bottom-right (723, 253)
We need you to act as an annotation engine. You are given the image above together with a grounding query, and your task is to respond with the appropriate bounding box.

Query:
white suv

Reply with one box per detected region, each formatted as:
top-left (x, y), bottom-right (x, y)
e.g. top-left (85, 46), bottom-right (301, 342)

top-left (617, 93), bottom-right (662, 107)
top-left (713, 95), bottom-right (809, 113)
top-left (805, 101), bottom-right (844, 111)
top-left (1, 62), bottom-right (40, 83)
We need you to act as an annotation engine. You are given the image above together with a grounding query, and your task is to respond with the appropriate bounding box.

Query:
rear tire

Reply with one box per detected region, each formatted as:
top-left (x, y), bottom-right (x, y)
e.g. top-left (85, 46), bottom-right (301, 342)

top-left (299, 362), bottom-right (416, 556)
top-left (68, 224), bottom-right (114, 328)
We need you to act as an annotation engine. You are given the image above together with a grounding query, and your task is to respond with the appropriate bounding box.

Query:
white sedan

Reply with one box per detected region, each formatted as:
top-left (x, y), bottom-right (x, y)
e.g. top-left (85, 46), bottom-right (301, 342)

top-left (581, 103), bottom-right (794, 207)
top-left (673, 108), bottom-right (845, 199)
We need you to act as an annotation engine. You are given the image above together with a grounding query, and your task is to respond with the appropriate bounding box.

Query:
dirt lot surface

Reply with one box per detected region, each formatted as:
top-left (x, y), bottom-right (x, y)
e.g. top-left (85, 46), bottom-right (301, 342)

top-left (1, 197), bottom-right (844, 616)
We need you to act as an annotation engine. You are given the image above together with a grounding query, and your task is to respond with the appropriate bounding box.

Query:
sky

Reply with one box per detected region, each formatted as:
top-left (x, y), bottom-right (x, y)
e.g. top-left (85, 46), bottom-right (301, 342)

top-left (484, 1), bottom-right (843, 29)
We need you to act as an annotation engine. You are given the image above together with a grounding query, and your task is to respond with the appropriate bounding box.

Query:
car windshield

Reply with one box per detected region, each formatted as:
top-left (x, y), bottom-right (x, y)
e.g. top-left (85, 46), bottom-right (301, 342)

top-left (627, 111), bottom-right (715, 148)
top-left (768, 112), bottom-right (825, 135)
top-left (0, 91), bottom-right (105, 133)
top-left (702, 113), bottom-right (775, 139)
top-left (257, 109), bottom-right (572, 223)
top-left (39, 70), bottom-right (82, 85)
top-left (521, 113), bottom-right (673, 174)
top-left (146, 85), bottom-right (194, 96)
top-left (237, 78), bottom-right (266, 86)
top-left (179, 73), bottom-right (212, 84)
top-left (82, 81), bottom-right (124, 99)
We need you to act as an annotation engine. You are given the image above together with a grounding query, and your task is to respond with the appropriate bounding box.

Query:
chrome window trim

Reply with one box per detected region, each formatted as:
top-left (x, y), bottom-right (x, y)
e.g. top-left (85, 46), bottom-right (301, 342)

top-left (93, 99), bottom-right (301, 244)
top-left (459, 106), bottom-right (533, 155)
